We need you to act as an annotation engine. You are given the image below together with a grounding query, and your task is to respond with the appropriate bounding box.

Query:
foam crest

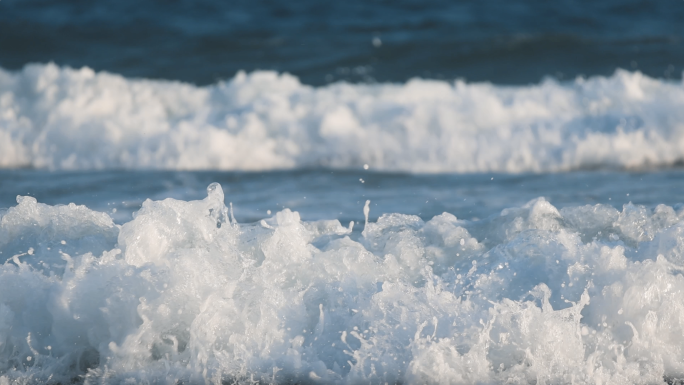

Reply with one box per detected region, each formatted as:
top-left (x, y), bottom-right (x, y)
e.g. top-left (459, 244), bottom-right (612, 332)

top-left (2, 184), bottom-right (684, 383)
top-left (2, 64), bottom-right (684, 172)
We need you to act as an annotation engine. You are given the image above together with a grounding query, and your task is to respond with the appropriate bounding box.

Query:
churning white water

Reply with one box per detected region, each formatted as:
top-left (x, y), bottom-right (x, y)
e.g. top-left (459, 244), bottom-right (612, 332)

top-left (1, 183), bottom-right (684, 384)
top-left (1, 63), bottom-right (684, 172)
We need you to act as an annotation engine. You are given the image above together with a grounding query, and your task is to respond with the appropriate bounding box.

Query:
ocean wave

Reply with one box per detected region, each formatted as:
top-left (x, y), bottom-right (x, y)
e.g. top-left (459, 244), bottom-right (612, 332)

top-left (2, 184), bottom-right (684, 383)
top-left (1, 63), bottom-right (684, 172)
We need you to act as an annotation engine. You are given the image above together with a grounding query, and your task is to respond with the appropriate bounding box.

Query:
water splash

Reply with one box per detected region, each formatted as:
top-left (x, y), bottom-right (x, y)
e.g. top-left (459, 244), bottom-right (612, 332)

top-left (1, 185), bottom-right (684, 383)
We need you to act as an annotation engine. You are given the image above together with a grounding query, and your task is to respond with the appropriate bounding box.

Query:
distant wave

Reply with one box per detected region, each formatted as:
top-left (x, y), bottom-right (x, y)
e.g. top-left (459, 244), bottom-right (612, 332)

top-left (1, 63), bottom-right (683, 172)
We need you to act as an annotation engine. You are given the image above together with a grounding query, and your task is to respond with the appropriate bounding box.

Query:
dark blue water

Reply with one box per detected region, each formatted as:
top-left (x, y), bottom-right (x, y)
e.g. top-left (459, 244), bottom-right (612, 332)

top-left (1, 0), bottom-right (683, 85)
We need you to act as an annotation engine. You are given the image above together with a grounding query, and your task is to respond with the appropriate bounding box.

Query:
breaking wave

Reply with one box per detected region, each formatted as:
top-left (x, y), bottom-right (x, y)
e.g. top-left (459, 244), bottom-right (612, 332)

top-left (2, 184), bottom-right (684, 383)
top-left (1, 63), bottom-right (684, 172)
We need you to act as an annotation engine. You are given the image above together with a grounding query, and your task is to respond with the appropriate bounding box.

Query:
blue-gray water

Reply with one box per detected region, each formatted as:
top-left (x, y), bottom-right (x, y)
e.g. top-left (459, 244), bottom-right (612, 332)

top-left (2, 169), bottom-right (683, 225)
top-left (1, 0), bottom-right (682, 85)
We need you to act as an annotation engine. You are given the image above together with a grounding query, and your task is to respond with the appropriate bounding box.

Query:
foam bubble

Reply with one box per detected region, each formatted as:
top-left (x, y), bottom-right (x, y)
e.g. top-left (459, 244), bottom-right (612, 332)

top-left (1, 184), bottom-right (684, 383)
top-left (1, 64), bottom-right (684, 172)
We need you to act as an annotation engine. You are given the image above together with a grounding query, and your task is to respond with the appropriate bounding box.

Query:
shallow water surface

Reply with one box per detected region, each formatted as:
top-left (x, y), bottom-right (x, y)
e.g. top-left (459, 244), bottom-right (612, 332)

top-left (2, 169), bottom-right (682, 224)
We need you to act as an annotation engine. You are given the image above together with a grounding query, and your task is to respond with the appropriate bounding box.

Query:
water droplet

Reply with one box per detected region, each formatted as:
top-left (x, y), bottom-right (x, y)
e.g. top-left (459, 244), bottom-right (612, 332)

top-left (206, 182), bottom-right (224, 201)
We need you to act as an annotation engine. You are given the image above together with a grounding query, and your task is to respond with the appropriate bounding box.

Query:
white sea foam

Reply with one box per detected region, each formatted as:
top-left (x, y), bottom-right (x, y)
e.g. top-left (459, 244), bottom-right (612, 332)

top-left (1, 63), bottom-right (684, 172)
top-left (2, 184), bottom-right (684, 383)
